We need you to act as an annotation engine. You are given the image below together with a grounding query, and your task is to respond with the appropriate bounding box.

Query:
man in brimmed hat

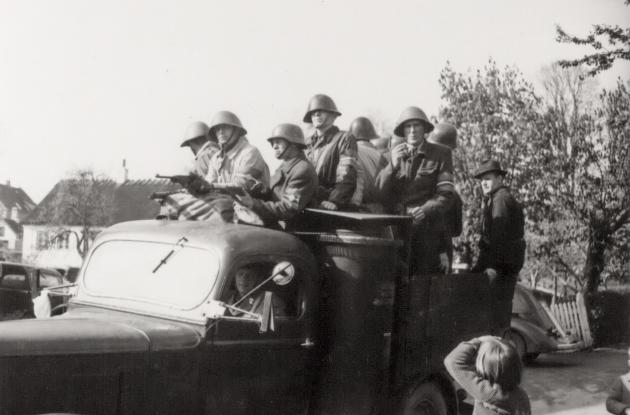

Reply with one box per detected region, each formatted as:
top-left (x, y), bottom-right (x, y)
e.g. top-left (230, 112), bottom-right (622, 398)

top-left (181, 121), bottom-right (219, 177)
top-left (376, 106), bottom-right (457, 274)
top-left (472, 159), bottom-right (525, 333)
top-left (236, 123), bottom-right (318, 228)
top-left (303, 94), bottom-right (358, 211)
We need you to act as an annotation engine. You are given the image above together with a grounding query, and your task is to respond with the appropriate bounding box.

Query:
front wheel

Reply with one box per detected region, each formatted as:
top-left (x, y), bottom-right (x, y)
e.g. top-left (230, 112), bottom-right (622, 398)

top-left (400, 381), bottom-right (448, 415)
top-left (504, 329), bottom-right (527, 361)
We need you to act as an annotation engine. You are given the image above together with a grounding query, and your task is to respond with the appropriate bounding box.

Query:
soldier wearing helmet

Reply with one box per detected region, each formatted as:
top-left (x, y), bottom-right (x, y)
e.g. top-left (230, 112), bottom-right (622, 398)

top-left (205, 110), bottom-right (270, 193)
top-left (427, 122), bottom-right (463, 271)
top-left (236, 123), bottom-right (318, 227)
top-left (375, 106), bottom-right (457, 274)
top-left (348, 116), bottom-right (388, 211)
top-left (303, 94), bottom-right (358, 211)
top-left (161, 111), bottom-right (269, 222)
top-left (181, 121), bottom-right (219, 177)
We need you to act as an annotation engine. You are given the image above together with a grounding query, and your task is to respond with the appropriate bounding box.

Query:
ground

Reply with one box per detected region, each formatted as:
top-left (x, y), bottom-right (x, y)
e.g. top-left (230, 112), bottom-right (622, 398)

top-left (459, 347), bottom-right (628, 415)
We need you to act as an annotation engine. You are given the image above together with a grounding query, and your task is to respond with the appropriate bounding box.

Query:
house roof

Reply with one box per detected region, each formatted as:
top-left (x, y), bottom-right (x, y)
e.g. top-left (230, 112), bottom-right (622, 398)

top-left (1, 219), bottom-right (22, 235)
top-left (23, 179), bottom-right (179, 226)
top-left (0, 183), bottom-right (35, 213)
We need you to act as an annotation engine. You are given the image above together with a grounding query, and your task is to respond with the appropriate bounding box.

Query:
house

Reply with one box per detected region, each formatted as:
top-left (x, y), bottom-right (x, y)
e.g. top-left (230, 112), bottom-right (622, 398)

top-left (22, 178), bottom-right (177, 269)
top-left (0, 182), bottom-right (36, 261)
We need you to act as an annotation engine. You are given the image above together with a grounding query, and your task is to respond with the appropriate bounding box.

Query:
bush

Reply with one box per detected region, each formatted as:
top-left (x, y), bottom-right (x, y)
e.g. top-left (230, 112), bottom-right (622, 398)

top-left (589, 288), bottom-right (630, 346)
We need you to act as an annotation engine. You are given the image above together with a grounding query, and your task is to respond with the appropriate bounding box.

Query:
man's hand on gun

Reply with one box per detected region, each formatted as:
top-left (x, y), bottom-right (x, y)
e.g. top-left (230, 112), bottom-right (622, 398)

top-left (155, 174), bottom-right (247, 197)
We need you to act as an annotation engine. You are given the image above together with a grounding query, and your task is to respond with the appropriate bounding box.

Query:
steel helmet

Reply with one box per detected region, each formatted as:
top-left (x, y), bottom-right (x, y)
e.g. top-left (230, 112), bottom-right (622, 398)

top-left (349, 117), bottom-right (379, 141)
top-left (428, 122), bottom-right (458, 149)
top-left (303, 94), bottom-right (341, 123)
top-left (180, 121), bottom-right (210, 147)
top-left (393, 106), bottom-right (435, 137)
top-left (371, 137), bottom-right (390, 153)
top-left (208, 111), bottom-right (247, 141)
top-left (267, 123), bottom-right (306, 148)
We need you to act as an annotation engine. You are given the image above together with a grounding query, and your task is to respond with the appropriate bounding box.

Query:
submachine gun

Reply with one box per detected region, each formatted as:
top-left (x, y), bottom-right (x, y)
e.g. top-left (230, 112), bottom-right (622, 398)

top-left (154, 174), bottom-right (246, 197)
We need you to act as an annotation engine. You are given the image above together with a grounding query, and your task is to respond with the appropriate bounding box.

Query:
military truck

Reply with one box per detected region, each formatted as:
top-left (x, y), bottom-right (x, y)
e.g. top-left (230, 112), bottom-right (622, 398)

top-left (0, 209), bottom-right (493, 415)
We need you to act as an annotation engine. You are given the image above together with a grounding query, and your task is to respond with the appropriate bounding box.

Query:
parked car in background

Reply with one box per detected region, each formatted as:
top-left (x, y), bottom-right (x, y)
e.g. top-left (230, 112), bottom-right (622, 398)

top-left (506, 284), bottom-right (582, 363)
top-left (0, 262), bottom-right (67, 320)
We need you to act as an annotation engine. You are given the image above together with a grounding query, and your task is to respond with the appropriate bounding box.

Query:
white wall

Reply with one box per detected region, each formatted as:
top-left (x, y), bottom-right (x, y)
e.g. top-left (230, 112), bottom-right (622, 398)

top-left (22, 224), bottom-right (103, 268)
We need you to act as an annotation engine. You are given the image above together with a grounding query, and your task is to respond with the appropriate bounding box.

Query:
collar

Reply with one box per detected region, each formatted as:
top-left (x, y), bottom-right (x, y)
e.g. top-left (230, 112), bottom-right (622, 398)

top-left (220, 136), bottom-right (247, 160)
top-left (408, 139), bottom-right (429, 156)
top-left (195, 140), bottom-right (217, 159)
top-left (279, 152), bottom-right (307, 174)
top-left (310, 125), bottom-right (340, 146)
top-left (490, 185), bottom-right (508, 197)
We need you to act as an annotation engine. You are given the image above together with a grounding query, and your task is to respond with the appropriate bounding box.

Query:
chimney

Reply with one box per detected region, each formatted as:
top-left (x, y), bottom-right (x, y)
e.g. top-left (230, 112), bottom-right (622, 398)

top-left (118, 159), bottom-right (129, 183)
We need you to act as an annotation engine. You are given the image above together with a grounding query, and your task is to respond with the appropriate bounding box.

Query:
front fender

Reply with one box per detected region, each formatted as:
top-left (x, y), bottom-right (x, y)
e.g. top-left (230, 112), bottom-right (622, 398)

top-left (511, 317), bottom-right (558, 354)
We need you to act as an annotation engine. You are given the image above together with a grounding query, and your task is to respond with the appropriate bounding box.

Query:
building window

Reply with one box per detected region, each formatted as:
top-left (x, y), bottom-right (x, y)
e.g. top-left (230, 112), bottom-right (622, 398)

top-left (55, 232), bottom-right (70, 249)
top-left (0, 227), bottom-right (4, 237)
top-left (36, 231), bottom-right (50, 250)
top-left (11, 207), bottom-right (18, 221)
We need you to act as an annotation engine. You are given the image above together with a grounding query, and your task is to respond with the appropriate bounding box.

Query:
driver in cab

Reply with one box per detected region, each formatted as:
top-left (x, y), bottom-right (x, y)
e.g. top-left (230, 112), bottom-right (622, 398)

top-left (226, 266), bottom-right (287, 317)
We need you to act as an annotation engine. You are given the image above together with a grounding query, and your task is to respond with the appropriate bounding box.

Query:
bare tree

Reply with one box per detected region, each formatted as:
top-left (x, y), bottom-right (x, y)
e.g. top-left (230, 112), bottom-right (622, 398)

top-left (46, 169), bottom-right (116, 258)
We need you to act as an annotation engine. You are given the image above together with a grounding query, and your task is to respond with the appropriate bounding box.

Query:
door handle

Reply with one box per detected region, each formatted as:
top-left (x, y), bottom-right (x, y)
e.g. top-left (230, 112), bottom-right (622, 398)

top-left (300, 338), bottom-right (315, 348)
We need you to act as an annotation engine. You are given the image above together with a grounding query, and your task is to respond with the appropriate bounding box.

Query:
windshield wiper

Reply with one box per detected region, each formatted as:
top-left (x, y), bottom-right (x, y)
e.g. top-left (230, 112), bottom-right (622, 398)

top-left (152, 236), bottom-right (188, 273)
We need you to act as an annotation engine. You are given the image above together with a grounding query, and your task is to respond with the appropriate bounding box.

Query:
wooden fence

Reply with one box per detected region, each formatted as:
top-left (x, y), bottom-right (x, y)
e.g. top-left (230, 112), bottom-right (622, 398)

top-left (543, 293), bottom-right (593, 348)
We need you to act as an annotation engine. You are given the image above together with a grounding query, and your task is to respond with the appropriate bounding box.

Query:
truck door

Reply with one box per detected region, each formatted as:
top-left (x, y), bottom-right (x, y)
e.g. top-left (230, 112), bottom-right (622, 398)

top-left (428, 272), bottom-right (492, 369)
top-left (204, 258), bottom-right (317, 415)
top-left (0, 264), bottom-right (32, 319)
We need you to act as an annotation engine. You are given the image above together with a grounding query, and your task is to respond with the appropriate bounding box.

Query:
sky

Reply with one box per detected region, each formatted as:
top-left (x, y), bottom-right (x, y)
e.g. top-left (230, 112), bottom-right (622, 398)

top-left (1, 0), bottom-right (629, 203)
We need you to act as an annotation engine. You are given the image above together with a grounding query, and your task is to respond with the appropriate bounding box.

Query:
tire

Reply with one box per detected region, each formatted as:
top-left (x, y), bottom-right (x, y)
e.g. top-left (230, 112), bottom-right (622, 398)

top-left (504, 329), bottom-right (526, 361)
top-left (524, 352), bottom-right (540, 363)
top-left (400, 381), bottom-right (448, 415)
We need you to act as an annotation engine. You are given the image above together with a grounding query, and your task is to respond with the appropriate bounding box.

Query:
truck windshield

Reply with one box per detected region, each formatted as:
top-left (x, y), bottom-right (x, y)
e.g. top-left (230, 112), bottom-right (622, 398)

top-left (82, 240), bottom-right (219, 309)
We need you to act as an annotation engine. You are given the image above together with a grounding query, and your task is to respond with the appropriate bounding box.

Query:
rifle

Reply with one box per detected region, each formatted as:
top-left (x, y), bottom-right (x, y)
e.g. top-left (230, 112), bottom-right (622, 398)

top-left (155, 174), bottom-right (197, 187)
top-left (155, 174), bottom-right (246, 197)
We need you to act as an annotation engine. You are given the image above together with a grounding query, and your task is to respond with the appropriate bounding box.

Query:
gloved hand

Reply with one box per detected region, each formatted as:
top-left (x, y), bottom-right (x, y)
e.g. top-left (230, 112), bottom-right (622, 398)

top-left (320, 201), bottom-right (338, 211)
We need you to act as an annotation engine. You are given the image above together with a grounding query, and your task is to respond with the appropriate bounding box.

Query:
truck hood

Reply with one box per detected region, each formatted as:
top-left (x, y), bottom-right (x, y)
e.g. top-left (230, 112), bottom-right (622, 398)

top-left (0, 308), bottom-right (202, 357)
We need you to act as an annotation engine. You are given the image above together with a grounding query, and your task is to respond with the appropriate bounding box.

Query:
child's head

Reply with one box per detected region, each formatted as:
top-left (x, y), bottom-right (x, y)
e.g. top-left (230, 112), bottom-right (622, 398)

top-left (475, 337), bottom-right (523, 391)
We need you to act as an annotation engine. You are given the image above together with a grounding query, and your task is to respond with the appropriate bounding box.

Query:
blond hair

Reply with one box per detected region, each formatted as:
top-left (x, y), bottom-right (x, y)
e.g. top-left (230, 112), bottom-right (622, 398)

top-left (475, 337), bottom-right (522, 391)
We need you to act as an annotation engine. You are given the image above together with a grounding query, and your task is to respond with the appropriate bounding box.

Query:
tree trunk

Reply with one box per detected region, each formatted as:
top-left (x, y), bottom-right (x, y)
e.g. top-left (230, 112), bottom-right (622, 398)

top-left (582, 217), bottom-right (607, 296)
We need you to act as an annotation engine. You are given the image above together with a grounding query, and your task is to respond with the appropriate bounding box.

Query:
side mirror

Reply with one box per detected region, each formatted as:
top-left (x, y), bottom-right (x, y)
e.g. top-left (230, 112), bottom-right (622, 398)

top-left (271, 261), bottom-right (294, 286)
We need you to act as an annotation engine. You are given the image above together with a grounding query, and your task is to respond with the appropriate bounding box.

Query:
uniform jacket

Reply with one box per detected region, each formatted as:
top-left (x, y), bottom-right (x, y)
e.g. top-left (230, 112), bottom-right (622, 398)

top-left (193, 141), bottom-right (220, 177)
top-left (444, 341), bottom-right (531, 415)
top-left (305, 125), bottom-right (358, 208)
top-left (606, 373), bottom-right (630, 414)
top-left (375, 139), bottom-right (456, 220)
top-left (250, 153), bottom-right (318, 225)
top-left (206, 136), bottom-right (270, 191)
top-left (474, 186), bottom-right (525, 275)
top-left (356, 141), bottom-right (388, 204)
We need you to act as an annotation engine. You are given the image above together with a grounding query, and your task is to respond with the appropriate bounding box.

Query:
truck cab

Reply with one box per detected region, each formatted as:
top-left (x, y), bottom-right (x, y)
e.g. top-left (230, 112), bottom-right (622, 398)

top-left (0, 212), bottom-right (493, 415)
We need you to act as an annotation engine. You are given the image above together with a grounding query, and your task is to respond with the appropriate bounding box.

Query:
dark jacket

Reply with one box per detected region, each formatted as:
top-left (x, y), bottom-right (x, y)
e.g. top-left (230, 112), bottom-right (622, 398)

top-left (444, 341), bottom-right (531, 415)
top-left (375, 140), bottom-right (457, 220)
top-left (474, 186), bottom-right (525, 274)
top-left (250, 153), bottom-right (318, 225)
top-left (305, 126), bottom-right (358, 208)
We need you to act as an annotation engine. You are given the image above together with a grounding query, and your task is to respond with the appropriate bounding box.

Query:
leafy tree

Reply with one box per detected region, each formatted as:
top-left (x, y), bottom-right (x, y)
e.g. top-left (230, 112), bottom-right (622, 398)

top-left (556, 0), bottom-right (630, 76)
top-left (537, 79), bottom-right (630, 298)
top-left (46, 170), bottom-right (116, 258)
top-left (438, 60), bottom-right (548, 269)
